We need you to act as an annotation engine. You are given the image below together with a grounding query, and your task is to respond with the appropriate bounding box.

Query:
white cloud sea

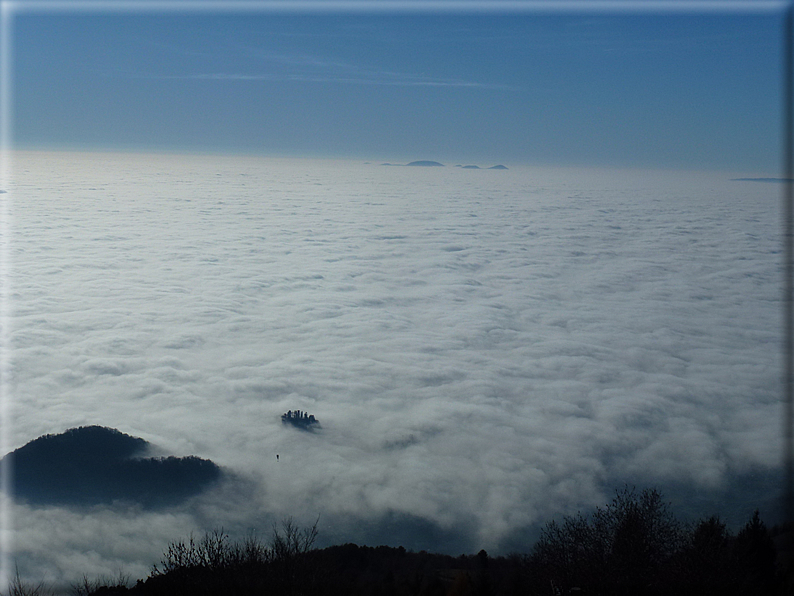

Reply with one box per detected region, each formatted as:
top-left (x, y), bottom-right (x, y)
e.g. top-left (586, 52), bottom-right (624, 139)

top-left (4, 151), bottom-right (784, 586)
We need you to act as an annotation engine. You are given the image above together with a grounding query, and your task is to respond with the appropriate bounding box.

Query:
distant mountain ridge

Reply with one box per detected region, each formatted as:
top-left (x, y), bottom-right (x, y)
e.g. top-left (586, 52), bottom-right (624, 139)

top-left (731, 177), bottom-right (794, 183)
top-left (3, 425), bottom-right (221, 508)
top-left (380, 161), bottom-right (507, 169)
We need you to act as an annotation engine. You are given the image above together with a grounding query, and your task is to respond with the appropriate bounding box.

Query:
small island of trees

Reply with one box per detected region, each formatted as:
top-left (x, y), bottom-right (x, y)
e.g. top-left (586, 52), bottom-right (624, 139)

top-left (281, 410), bottom-right (319, 430)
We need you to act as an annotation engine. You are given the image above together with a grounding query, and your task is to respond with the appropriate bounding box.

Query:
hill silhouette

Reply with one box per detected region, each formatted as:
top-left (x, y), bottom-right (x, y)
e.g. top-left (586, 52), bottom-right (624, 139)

top-left (406, 161), bottom-right (444, 167)
top-left (3, 426), bottom-right (221, 508)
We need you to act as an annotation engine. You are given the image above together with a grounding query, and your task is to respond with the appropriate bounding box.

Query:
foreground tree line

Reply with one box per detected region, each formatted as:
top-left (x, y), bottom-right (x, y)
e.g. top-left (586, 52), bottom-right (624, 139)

top-left (7, 487), bottom-right (794, 596)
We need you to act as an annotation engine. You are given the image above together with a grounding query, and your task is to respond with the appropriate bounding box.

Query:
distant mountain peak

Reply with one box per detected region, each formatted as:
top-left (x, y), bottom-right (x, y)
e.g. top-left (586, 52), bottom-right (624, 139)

top-left (406, 161), bottom-right (445, 167)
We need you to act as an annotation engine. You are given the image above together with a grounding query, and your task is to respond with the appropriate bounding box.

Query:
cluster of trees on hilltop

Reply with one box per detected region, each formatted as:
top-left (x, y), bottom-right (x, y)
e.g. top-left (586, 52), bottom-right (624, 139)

top-left (7, 487), bottom-right (794, 596)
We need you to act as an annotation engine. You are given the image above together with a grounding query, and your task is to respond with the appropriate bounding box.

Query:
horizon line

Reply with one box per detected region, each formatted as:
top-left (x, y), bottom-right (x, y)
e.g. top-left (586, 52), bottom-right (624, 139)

top-left (4, 0), bottom-right (789, 15)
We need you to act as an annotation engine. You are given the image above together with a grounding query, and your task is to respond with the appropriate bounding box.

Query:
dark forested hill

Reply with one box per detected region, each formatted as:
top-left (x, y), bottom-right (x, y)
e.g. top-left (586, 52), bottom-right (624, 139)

top-left (3, 425), bottom-right (221, 508)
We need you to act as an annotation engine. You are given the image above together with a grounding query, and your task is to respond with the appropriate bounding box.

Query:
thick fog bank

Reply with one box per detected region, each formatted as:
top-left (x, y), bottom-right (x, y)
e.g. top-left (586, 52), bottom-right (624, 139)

top-left (5, 152), bottom-right (782, 584)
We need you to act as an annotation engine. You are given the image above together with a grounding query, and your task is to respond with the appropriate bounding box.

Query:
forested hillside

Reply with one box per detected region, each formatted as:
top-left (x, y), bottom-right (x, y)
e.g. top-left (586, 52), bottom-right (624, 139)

top-left (10, 487), bottom-right (791, 596)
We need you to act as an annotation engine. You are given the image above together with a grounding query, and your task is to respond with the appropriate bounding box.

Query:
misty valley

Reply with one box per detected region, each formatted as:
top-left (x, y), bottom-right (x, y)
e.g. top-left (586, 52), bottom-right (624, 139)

top-left (4, 151), bottom-right (785, 592)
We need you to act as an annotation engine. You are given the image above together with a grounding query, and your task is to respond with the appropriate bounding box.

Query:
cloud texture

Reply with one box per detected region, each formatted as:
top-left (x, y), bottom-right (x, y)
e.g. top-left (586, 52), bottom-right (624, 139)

top-left (5, 151), bottom-right (783, 585)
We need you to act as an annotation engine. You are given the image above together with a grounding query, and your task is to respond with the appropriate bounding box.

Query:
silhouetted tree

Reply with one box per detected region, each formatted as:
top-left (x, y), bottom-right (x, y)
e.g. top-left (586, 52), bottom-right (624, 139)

top-left (732, 510), bottom-right (777, 595)
top-left (529, 486), bottom-right (684, 595)
top-left (270, 517), bottom-right (320, 596)
top-left (4, 566), bottom-right (53, 596)
top-left (668, 516), bottom-right (733, 595)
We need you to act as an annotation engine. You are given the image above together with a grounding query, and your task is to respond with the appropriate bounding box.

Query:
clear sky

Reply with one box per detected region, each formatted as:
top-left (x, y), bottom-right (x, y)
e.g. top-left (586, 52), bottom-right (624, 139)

top-left (8, 2), bottom-right (787, 171)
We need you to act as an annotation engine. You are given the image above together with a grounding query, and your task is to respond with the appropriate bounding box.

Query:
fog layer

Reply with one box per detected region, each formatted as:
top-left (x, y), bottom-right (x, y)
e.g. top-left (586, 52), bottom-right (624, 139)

top-left (6, 151), bottom-right (782, 584)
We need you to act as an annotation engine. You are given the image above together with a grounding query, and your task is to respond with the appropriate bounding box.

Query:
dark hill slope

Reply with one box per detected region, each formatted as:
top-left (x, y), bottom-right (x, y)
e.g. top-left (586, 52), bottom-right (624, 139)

top-left (4, 426), bottom-right (220, 508)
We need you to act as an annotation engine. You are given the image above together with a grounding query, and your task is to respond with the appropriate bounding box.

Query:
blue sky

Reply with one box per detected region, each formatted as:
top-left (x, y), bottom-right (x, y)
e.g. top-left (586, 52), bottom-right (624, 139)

top-left (9, 2), bottom-right (786, 171)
